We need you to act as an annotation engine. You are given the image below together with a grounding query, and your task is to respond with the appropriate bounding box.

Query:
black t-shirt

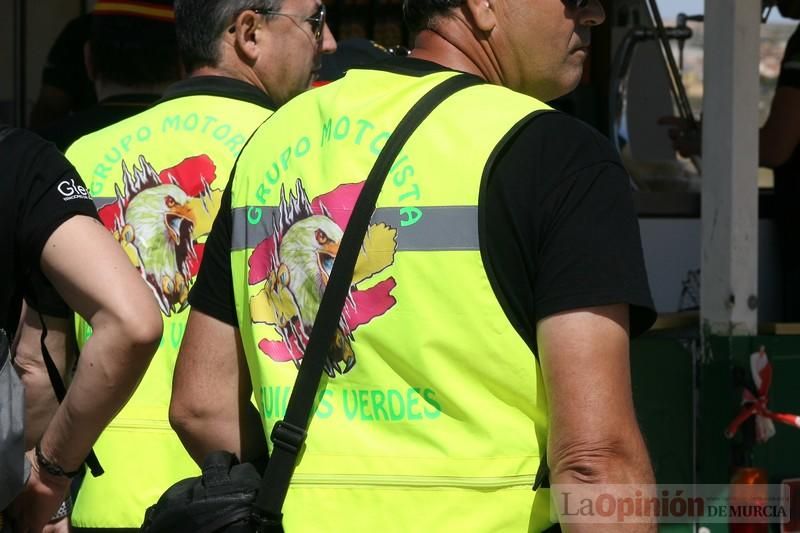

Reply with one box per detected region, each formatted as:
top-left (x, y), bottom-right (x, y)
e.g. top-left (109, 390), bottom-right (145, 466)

top-left (0, 127), bottom-right (99, 336)
top-left (189, 60), bottom-right (656, 346)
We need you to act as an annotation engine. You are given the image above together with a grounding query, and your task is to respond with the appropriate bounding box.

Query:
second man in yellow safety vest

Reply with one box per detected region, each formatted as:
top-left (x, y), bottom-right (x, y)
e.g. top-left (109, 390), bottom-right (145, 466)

top-left (65, 0), bottom-right (336, 529)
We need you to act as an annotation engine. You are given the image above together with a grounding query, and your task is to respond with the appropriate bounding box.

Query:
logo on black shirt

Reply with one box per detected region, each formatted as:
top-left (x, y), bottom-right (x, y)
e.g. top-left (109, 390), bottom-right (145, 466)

top-left (57, 178), bottom-right (91, 201)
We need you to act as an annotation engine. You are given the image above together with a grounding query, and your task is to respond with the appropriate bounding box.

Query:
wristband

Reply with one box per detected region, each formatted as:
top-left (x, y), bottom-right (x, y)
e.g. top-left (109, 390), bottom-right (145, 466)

top-left (35, 442), bottom-right (82, 479)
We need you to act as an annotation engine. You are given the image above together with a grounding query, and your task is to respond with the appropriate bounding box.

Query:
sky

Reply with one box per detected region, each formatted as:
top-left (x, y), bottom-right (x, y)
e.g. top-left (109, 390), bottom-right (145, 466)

top-left (657, 0), bottom-right (794, 24)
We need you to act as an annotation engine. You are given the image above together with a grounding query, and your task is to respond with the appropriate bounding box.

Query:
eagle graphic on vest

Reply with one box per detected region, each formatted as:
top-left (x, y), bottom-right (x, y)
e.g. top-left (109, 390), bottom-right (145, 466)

top-left (249, 179), bottom-right (399, 377)
top-left (98, 155), bottom-right (221, 316)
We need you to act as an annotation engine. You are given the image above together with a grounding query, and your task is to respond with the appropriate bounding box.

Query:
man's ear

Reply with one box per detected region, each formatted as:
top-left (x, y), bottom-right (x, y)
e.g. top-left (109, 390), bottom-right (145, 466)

top-left (464, 0), bottom-right (497, 32)
top-left (230, 10), bottom-right (262, 62)
top-left (83, 41), bottom-right (96, 82)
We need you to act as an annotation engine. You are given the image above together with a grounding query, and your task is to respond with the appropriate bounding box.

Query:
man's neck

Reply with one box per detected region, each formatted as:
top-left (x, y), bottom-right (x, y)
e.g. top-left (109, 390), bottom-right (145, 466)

top-left (191, 64), bottom-right (269, 97)
top-left (409, 15), bottom-right (503, 86)
top-left (190, 65), bottom-right (238, 80)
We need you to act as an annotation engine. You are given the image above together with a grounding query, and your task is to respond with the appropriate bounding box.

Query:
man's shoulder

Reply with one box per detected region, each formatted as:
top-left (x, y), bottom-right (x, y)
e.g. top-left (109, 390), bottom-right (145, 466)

top-left (508, 111), bottom-right (619, 158)
top-left (65, 103), bottom-right (165, 156)
top-left (0, 129), bottom-right (91, 222)
top-left (491, 111), bottom-right (626, 198)
top-left (64, 93), bottom-right (257, 157)
top-left (1, 128), bottom-right (71, 178)
top-left (1, 127), bottom-right (46, 153)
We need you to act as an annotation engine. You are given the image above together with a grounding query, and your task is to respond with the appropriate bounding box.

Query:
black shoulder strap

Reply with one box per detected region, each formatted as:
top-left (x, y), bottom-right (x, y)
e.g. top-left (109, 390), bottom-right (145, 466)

top-left (250, 73), bottom-right (483, 530)
top-left (23, 282), bottom-right (104, 477)
top-left (35, 310), bottom-right (104, 477)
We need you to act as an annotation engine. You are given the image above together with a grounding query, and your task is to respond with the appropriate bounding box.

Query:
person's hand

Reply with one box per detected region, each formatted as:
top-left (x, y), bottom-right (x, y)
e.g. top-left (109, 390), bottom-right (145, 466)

top-left (7, 449), bottom-right (71, 533)
top-left (41, 517), bottom-right (70, 533)
top-left (658, 116), bottom-right (702, 157)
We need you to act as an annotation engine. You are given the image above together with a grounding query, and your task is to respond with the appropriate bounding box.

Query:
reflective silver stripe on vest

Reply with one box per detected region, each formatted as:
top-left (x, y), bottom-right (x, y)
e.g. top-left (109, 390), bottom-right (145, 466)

top-left (231, 206), bottom-right (480, 252)
top-left (93, 197), bottom-right (117, 209)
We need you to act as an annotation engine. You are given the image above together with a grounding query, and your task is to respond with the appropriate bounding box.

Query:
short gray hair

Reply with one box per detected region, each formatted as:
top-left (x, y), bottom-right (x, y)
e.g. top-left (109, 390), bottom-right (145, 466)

top-left (175, 0), bottom-right (282, 71)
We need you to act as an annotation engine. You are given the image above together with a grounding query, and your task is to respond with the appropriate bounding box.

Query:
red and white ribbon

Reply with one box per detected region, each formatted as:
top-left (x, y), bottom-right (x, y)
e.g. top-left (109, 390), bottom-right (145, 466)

top-left (724, 346), bottom-right (800, 443)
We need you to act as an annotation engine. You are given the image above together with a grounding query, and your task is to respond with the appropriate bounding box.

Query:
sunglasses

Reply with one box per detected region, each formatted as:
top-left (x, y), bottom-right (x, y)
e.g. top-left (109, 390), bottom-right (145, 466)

top-left (564, 0), bottom-right (589, 7)
top-left (254, 3), bottom-right (326, 41)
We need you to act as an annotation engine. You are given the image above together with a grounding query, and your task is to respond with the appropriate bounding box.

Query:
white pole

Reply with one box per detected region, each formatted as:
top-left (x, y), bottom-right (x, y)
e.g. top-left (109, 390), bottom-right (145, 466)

top-left (701, 0), bottom-right (761, 335)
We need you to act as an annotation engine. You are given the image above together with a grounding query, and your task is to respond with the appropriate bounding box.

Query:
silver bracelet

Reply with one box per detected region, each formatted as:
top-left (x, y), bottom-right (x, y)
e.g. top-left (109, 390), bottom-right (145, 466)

top-left (50, 494), bottom-right (72, 522)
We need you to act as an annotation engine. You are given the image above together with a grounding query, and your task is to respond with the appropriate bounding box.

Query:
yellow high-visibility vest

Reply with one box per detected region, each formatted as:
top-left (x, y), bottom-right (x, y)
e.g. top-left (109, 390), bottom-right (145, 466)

top-left (230, 68), bottom-right (554, 531)
top-left (67, 89), bottom-right (273, 528)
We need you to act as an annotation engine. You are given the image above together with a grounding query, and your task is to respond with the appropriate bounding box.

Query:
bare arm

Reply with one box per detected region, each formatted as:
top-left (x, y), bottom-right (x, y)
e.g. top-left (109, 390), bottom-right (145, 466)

top-left (12, 304), bottom-right (76, 449)
top-left (170, 309), bottom-right (267, 466)
top-left (760, 86), bottom-right (800, 169)
top-left (37, 215), bottom-right (162, 471)
top-left (538, 304), bottom-right (655, 533)
top-left (9, 215), bottom-right (162, 532)
top-left (661, 85), bottom-right (800, 167)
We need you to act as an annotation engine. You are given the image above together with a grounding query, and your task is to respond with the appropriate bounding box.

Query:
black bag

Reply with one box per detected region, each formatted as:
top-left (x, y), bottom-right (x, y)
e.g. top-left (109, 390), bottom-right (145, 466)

top-left (139, 74), bottom-right (482, 533)
top-left (141, 451), bottom-right (262, 533)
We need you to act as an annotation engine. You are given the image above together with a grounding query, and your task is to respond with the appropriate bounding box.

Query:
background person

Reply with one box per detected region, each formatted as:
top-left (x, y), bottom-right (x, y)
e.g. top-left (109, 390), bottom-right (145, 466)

top-left (761, 0), bottom-right (800, 321)
top-left (660, 0), bottom-right (800, 321)
top-left (38, 1), bottom-right (181, 152)
top-left (28, 16), bottom-right (96, 132)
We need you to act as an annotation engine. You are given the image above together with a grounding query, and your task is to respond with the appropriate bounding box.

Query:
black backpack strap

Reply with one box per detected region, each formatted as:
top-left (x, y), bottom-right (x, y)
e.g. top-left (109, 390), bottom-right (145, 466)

top-left (34, 308), bottom-right (105, 477)
top-left (250, 73), bottom-right (483, 531)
